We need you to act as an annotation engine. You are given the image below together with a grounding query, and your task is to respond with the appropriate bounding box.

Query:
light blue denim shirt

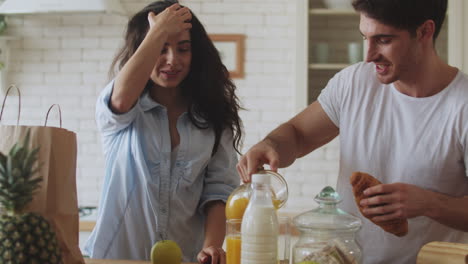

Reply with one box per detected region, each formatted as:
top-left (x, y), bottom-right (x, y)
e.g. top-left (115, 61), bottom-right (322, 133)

top-left (84, 81), bottom-right (239, 261)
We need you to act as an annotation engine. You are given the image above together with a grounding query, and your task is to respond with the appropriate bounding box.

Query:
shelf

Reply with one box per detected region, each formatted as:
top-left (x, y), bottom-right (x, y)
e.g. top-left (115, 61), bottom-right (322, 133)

top-left (309, 63), bottom-right (350, 70)
top-left (309, 8), bottom-right (358, 15)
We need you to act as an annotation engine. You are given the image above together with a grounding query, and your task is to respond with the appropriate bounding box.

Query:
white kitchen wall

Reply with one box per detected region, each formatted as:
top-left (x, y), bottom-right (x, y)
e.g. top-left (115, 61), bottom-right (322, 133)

top-left (0, 0), bottom-right (339, 214)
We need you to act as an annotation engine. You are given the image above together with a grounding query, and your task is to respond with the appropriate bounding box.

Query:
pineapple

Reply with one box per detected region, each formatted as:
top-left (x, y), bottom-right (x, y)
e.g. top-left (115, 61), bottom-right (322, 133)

top-left (0, 131), bottom-right (62, 264)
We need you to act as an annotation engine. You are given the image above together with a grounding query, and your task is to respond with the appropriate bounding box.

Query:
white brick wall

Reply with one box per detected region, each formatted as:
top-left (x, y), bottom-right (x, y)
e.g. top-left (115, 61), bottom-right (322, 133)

top-left (0, 0), bottom-right (340, 214)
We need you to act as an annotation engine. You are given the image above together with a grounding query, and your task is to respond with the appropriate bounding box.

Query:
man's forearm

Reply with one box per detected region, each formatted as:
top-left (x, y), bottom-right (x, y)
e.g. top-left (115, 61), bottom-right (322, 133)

top-left (263, 102), bottom-right (339, 169)
top-left (425, 192), bottom-right (468, 232)
top-left (263, 122), bottom-right (302, 168)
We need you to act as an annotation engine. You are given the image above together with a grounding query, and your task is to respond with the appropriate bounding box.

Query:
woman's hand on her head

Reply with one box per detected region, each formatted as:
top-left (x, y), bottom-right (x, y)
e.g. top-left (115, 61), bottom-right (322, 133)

top-left (197, 246), bottom-right (226, 264)
top-left (147, 3), bottom-right (192, 35)
top-left (236, 140), bottom-right (280, 183)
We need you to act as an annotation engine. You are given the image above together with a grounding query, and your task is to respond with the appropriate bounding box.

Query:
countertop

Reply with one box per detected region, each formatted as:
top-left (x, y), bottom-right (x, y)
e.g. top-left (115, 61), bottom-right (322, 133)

top-left (80, 212), bottom-right (302, 234)
top-left (85, 259), bottom-right (196, 264)
top-left (84, 241), bottom-right (468, 264)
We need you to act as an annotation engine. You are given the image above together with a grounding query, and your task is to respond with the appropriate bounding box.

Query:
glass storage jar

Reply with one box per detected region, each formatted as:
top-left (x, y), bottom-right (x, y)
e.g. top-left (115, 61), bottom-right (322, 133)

top-left (292, 186), bottom-right (362, 264)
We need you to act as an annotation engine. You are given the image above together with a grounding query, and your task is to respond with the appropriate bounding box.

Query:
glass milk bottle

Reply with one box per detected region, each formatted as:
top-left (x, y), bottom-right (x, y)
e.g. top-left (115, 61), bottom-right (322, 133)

top-left (241, 173), bottom-right (279, 264)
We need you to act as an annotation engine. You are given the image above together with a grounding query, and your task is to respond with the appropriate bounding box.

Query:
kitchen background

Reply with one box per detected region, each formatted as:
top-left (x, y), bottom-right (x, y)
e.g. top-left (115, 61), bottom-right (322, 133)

top-left (0, 0), bottom-right (466, 216)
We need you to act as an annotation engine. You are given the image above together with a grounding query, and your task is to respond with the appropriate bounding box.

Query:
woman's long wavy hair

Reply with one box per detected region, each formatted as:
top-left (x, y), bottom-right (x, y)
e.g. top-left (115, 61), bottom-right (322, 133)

top-left (109, 0), bottom-right (243, 155)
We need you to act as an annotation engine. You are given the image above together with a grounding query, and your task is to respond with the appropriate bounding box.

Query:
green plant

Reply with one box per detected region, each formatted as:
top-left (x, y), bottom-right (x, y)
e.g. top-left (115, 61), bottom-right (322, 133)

top-left (0, 15), bottom-right (7, 35)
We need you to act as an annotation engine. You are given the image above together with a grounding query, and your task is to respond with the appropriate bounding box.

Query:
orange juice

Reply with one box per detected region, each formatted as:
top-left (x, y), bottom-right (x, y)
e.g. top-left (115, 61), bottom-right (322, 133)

top-left (226, 236), bottom-right (241, 264)
top-left (226, 196), bottom-right (249, 220)
top-left (226, 196), bottom-right (281, 220)
top-left (272, 198), bottom-right (281, 209)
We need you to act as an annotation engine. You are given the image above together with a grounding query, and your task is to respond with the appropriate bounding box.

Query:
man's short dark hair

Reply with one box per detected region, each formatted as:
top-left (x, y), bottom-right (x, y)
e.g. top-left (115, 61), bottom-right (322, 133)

top-left (352, 0), bottom-right (447, 41)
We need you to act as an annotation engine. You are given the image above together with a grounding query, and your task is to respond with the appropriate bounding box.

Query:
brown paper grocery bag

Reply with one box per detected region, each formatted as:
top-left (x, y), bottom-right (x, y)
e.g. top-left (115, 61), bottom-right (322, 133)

top-left (0, 86), bottom-right (84, 264)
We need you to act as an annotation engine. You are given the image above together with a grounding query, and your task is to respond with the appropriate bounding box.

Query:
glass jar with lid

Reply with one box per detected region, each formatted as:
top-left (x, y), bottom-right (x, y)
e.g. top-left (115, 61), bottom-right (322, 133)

top-left (292, 186), bottom-right (362, 264)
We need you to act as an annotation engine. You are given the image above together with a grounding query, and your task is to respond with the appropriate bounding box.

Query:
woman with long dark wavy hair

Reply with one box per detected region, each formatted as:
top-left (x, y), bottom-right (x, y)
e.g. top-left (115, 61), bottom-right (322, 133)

top-left (84, 1), bottom-right (243, 263)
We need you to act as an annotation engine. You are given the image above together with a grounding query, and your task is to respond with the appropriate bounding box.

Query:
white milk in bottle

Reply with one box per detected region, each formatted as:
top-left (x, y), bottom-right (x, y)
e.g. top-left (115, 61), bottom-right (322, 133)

top-left (241, 173), bottom-right (278, 264)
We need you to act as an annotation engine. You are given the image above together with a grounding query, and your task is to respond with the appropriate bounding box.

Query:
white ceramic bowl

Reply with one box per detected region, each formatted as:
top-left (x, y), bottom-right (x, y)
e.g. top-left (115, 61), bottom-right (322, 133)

top-left (323, 0), bottom-right (353, 10)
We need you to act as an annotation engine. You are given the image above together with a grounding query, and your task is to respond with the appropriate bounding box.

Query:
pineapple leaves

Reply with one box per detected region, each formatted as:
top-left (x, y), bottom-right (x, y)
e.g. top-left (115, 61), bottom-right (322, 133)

top-left (8, 142), bottom-right (21, 158)
top-left (6, 155), bottom-right (12, 185)
top-left (0, 129), bottom-right (42, 213)
top-left (23, 148), bottom-right (40, 179)
top-left (0, 152), bottom-right (6, 175)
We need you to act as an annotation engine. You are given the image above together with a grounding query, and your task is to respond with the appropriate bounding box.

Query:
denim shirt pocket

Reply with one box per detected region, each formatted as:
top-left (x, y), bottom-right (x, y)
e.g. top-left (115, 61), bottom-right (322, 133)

top-left (176, 160), bottom-right (195, 184)
top-left (148, 160), bottom-right (161, 184)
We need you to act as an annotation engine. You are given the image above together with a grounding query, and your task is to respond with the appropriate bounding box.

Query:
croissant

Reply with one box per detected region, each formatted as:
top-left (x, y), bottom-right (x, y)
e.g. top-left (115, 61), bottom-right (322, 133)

top-left (350, 171), bottom-right (408, 237)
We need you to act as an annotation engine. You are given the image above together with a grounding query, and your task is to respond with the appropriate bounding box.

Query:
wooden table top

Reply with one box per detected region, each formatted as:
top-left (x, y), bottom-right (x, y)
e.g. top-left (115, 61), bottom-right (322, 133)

top-left (85, 259), bottom-right (196, 264)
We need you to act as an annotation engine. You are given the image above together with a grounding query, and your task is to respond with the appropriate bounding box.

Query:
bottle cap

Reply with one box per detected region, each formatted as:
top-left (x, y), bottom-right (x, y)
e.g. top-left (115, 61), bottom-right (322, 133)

top-left (251, 173), bottom-right (271, 184)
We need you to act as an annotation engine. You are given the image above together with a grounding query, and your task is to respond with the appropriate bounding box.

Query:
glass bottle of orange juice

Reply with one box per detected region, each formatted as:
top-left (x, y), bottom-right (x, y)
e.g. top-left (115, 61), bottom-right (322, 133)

top-left (225, 170), bottom-right (288, 220)
top-left (225, 170), bottom-right (288, 264)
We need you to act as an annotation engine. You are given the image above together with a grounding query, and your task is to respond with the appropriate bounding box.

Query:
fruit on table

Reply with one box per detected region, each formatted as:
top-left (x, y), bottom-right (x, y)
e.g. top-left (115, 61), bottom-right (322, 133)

top-left (151, 239), bottom-right (182, 264)
top-left (0, 131), bottom-right (63, 264)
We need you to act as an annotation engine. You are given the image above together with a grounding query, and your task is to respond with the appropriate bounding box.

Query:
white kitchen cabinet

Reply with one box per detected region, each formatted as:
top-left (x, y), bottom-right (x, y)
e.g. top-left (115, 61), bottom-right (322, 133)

top-left (296, 0), bottom-right (467, 109)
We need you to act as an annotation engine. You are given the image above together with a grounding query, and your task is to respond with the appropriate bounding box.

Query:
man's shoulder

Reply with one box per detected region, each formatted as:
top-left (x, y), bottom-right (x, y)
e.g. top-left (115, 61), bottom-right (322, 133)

top-left (455, 70), bottom-right (468, 84)
top-left (335, 62), bottom-right (378, 84)
top-left (332, 62), bottom-right (381, 92)
top-left (448, 70), bottom-right (468, 95)
top-left (341, 62), bottom-right (375, 74)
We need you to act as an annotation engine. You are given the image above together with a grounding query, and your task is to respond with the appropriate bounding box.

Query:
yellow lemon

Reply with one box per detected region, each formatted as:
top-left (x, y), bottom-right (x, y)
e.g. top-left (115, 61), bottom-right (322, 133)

top-left (150, 240), bottom-right (182, 264)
